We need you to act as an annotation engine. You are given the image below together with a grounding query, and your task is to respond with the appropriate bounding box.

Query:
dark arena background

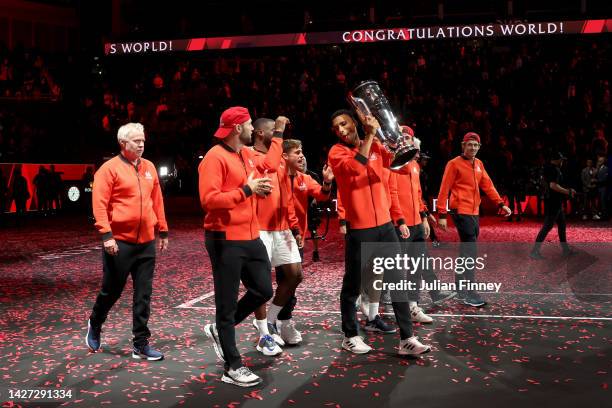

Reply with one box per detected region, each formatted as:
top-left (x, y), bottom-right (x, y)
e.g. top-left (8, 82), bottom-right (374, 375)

top-left (0, 1), bottom-right (611, 407)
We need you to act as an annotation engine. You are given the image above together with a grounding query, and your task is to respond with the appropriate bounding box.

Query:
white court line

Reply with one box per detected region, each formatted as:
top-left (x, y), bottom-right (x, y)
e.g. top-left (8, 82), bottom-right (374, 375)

top-left (176, 305), bottom-right (612, 321)
top-left (479, 291), bottom-right (612, 296)
top-left (176, 291), bottom-right (612, 308)
top-left (175, 291), bottom-right (215, 308)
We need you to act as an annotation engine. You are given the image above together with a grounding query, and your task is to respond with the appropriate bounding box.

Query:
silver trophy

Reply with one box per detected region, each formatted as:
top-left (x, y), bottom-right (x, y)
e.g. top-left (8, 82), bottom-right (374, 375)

top-left (348, 80), bottom-right (417, 169)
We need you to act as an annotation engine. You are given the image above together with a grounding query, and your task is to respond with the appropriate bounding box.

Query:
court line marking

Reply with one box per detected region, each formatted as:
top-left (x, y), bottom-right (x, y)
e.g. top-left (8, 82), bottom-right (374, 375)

top-left (177, 290), bottom-right (612, 307)
top-left (175, 291), bottom-right (215, 308)
top-left (474, 291), bottom-right (612, 296)
top-left (174, 305), bottom-right (612, 321)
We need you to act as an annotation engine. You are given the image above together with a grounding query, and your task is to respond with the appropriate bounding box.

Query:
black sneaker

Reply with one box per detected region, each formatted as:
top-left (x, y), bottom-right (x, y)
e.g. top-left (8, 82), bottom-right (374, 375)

top-left (86, 319), bottom-right (101, 352)
top-left (529, 251), bottom-right (545, 260)
top-left (364, 315), bottom-right (396, 334)
top-left (431, 290), bottom-right (457, 306)
top-left (312, 251), bottom-right (320, 262)
top-left (132, 344), bottom-right (164, 361)
top-left (463, 291), bottom-right (486, 307)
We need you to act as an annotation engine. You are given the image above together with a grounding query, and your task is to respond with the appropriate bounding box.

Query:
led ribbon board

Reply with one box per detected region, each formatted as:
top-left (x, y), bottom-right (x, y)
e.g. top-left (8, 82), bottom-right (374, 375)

top-left (105, 19), bottom-right (611, 56)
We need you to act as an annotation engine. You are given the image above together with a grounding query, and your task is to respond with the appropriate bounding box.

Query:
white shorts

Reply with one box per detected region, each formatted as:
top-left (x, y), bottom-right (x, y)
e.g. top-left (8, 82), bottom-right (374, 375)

top-left (259, 230), bottom-right (302, 267)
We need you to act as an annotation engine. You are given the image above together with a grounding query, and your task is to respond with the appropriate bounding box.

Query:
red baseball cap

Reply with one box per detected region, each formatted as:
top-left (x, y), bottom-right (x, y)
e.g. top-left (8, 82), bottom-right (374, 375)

top-left (214, 106), bottom-right (251, 138)
top-left (400, 125), bottom-right (415, 137)
top-left (463, 132), bottom-right (481, 143)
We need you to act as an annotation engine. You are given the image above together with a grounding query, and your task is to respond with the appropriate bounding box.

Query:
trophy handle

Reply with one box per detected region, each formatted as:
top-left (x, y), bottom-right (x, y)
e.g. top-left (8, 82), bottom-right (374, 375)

top-left (347, 94), bottom-right (372, 117)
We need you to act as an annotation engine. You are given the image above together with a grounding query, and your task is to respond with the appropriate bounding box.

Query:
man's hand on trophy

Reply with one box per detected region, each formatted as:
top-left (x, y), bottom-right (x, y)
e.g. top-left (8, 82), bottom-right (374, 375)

top-left (359, 114), bottom-right (380, 137)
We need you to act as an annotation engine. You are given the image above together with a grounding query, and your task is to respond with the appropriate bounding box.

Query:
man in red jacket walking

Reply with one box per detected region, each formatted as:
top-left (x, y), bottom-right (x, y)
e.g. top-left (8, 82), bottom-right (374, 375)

top-left (87, 122), bottom-right (168, 361)
top-left (199, 106), bottom-right (288, 387)
top-left (389, 126), bottom-right (456, 321)
top-left (249, 118), bottom-right (303, 354)
top-left (436, 132), bottom-right (511, 307)
top-left (328, 109), bottom-right (430, 356)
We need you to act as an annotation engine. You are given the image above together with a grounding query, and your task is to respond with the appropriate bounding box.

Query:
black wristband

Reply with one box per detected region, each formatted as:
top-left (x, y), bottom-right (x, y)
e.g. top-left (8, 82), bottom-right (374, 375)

top-left (242, 185), bottom-right (253, 197)
top-left (354, 153), bottom-right (368, 165)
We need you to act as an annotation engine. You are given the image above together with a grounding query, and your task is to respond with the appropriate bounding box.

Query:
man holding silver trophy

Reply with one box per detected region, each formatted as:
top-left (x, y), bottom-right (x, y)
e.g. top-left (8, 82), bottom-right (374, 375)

top-left (326, 80), bottom-right (431, 356)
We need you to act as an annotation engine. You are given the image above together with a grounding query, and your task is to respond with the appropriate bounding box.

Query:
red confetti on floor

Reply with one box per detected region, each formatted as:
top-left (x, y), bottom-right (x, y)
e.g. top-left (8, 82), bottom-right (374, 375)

top-left (0, 213), bottom-right (610, 407)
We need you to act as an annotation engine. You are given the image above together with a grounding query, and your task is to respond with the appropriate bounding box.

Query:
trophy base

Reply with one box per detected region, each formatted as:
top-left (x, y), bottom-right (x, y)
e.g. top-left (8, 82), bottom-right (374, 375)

top-left (390, 147), bottom-right (419, 170)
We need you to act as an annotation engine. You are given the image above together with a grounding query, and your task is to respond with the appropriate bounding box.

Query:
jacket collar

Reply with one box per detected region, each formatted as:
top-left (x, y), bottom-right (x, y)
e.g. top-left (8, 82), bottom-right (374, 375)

top-left (220, 142), bottom-right (237, 153)
top-left (119, 153), bottom-right (141, 168)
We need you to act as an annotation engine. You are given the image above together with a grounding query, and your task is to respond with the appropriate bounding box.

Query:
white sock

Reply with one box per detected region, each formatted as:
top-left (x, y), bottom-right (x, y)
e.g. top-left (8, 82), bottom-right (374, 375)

top-left (358, 295), bottom-right (369, 310)
top-left (267, 303), bottom-right (283, 326)
top-left (409, 301), bottom-right (418, 310)
top-left (368, 302), bottom-right (379, 321)
top-left (255, 319), bottom-right (269, 336)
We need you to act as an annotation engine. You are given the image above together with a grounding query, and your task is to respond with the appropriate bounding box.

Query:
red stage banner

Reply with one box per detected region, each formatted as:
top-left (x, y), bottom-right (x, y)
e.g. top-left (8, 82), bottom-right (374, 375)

top-left (104, 19), bottom-right (611, 55)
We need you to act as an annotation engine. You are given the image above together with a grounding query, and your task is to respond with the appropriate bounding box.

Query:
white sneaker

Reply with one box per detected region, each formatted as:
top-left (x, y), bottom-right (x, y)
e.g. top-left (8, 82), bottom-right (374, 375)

top-left (256, 335), bottom-right (283, 356)
top-left (341, 336), bottom-right (372, 354)
top-left (398, 336), bottom-right (431, 356)
top-left (582, 215), bottom-right (588, 220)
top-left (410, 305), bottom-right (433, 323)
top-left (278, 319), bottom-right (302, 345)
top-left (222, 366), bottom-right (262, 387)
top-left (252, 318), bottom-right (285, 346)
top-left (593, 214), bottom-right (601, 220)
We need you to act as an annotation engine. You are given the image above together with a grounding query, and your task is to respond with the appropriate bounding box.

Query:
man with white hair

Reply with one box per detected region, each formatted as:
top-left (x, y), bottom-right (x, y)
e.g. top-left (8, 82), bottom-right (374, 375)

top-left (86, 122), bottom-right (169, 361)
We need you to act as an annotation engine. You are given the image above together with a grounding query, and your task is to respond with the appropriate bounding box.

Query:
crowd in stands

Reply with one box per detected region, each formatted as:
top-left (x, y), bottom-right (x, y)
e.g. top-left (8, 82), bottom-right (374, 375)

top-left (0, 36), bottom-right (610, 219)
top-left (0, 45), bottom-right (63, 99)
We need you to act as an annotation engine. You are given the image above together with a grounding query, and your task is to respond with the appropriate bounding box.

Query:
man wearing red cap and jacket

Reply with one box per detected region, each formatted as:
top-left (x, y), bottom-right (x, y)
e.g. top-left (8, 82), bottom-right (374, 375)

top-left (436, 132), bottom-right (511, 307)
top-left (199, 106), bottom-right (289, 387)
top-left (87, 122), bottom-right (168, 361)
